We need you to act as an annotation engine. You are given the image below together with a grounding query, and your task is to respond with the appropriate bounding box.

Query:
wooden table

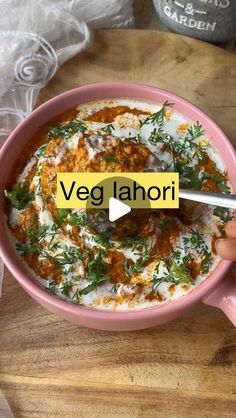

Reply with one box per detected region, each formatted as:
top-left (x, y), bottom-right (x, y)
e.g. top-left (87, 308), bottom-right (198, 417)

top-left (1, 29), bottom-right (236, 418)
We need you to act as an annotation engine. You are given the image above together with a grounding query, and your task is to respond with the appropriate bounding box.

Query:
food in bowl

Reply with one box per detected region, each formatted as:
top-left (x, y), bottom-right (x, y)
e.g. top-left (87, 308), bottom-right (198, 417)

top-left (5, 98), bottom-right (233, 311)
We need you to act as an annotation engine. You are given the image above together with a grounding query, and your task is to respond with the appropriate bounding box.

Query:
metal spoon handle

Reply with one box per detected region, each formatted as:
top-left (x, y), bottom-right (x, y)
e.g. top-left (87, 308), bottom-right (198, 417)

top-left (179, 189), bottom-right (236, 209)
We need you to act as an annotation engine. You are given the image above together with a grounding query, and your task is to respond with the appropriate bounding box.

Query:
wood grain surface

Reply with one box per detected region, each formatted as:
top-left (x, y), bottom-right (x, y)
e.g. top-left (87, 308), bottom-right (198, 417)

top-left (1, 30), bottom-right (236, 418)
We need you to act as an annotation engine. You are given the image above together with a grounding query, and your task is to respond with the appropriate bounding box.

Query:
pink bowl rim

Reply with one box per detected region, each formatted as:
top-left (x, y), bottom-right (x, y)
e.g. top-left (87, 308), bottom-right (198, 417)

top-left (0, 81), bottom-right (235, 322)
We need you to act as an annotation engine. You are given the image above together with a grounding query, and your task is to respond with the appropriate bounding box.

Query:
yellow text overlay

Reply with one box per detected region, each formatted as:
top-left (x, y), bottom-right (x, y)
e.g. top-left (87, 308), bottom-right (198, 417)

top-left (57, 172), bottom-right (179, 209)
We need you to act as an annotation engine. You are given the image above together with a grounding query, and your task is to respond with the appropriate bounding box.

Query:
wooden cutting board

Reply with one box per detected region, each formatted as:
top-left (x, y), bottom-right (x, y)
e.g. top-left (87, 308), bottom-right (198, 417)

top-left (1, 30), bottom-right (236, 418)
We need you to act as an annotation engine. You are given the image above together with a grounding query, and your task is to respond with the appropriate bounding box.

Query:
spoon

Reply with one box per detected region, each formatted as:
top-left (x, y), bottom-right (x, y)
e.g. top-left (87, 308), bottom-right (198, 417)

top-left (179, 189), bottom-right (236, 209)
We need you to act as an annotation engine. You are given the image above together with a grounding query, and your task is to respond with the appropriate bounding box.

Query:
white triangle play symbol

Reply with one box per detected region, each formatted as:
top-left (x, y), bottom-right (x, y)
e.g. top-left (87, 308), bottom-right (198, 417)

top-left (109, 197), bottom-right (131, 222)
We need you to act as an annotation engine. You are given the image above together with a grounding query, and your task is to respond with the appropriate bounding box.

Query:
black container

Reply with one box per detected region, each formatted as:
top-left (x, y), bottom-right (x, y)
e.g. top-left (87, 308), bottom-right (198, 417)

top-left (153, 0), bottom-right (236, 42)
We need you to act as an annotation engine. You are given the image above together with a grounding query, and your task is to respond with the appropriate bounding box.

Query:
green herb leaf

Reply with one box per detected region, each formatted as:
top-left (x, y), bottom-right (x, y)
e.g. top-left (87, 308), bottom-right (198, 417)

top-left (140, 101), bottom-right (174, 127)
top-left (80, 249), bottom-right (111, 295)
top-left (170, 261), bottom-right (190, 284)
top-left (48, 279), bottom-right (57, 293)
top-left (172, 250), bottom-right (193, 267)
top-left (102, 155), bottom-right (121, 164)
top-left (79, 280), bottom-right (106, 296)
top-left (57, 208), bottom-right (71, 226)
top-left (5, 183), bottom-right (34, 210)
top-left (15, 224), bottom-right (49, 256)
top-left (34, 225), bottom-right (49, 242)
top-left (201, 249), bottom-right (212, 274)
top-left (121, 237), bottom-right (153, 277)
top-left (45, 194), bottom-right (52, 203)
top-left (128, 133), bottom-right (142, 144)
top-left (60, 282), bottom-right (73, 296)
top-left (36, 144), bottom-right (47, 157)
top-left (121, 236), bottom-right (153, 263)
top-left (152, 260), bottom-right (190, 291)
top-left (123, 259), bottom-right (144, 276)
top-left (147, 127), bottom-right (172, 145)
top-left (16, 242), bottom-right (41, 256)
top-left (48, 119), bottom-right (87, 139)
top-left (187, 121), bottom-right (204, 140)
top-left (48, 246), bottom-right (86, 269)
top-left (68, 212), bottom-right (88, 227)
top-left (72, 289), bottom-right (81, 304)
top-left (146, 120), bottom-right (207, 168)
top-left (213, 207), bottom-right (233, 223)
top-left (203, 172), bottom-right (231, 194)
top-left (183, 229), bottom-right (205, 255)
top-left (110, 283), bottom-right (118, 293)
top-left (183, 229), bottom-right (211, 275)
top-left (181, 166), bottom-right (203, 190)
top-left (92, 233), bottom-right (112, 249)
top-left (101, 124), bottom-right (115, 135)
top-left (160, 218), bottom-right (177, 231)
top-left (71, 275), bottom-right (81, 281)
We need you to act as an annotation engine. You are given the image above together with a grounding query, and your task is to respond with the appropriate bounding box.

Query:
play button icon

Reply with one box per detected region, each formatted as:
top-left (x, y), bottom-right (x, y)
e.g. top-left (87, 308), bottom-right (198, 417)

top-left (109, 197), bottom-right (131, 222)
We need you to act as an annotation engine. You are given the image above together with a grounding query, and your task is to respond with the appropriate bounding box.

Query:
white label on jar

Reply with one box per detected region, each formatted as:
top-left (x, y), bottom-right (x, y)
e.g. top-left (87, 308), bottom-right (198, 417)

top-left (199, 0), bottom-right (231, 9)
top-left (164, 5), bottom-right (217, 32)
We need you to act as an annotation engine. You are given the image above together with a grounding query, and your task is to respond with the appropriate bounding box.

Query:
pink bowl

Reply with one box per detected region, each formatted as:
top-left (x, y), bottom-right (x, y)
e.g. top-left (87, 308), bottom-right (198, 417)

top-left (0, 82), bottom-right (236, 331)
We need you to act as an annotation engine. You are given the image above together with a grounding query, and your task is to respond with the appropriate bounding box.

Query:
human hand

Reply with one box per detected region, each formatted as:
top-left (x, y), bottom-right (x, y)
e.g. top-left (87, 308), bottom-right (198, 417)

top-left (216, 219), bottom-right (236, 261)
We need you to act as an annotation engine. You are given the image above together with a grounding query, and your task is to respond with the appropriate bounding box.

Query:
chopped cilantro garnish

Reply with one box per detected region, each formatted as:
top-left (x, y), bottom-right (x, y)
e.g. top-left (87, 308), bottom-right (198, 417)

top-left (92, 233), bottom-right (112, 249)
top-left (48, 279), bottom-right (57, 293)
top-left (123, 259), bottom-right (144, 276)
top-left (36, 144), bottom-right (47, 157)
top-left (48, 119), bottom-right (87, 139)
top-left (101, 124), bottom-right (115, 134)
top-left (121, 236), bottom-right (153, 262)
top-left (187, 121), bottom-right (204, 140)
top-left (60, 282), bottom-right (74, 296)
top-left (56, 208), bottom-right (71, 225)
top-left (33, 225), bottom-right (48, 242)
top-left (172, 250), bottom-right (193, 267)
top-left (203, 172), bottom-right (231, 194)
top-left (152, 260), bottom-right (190, 291)
top-left (71, 275), bottom-right (81, 281)
top-left (201, 249), bottom-right (212, 274)
top-left (68, 212), bottom-right (88, 227)
top-left (140, 101), bottom-right (174, 127)
top-left (80, 249), bottom-right (111, 295)
top-left (181, 166), bottom-right (203, 190)
top-left (45, 194), bottom-right (52, 203)
top-left (16, 242), bottom-right (41, 256)
top-left (48, 246), bottom-right (86, 269)
top-left (146, 122), bottom-right (207, 169)
top-left (213, 207), bottom-right (233, 223)
top-left (16, 224), bottom-right (50, 256)
top-left (121, 236), bottom-right (153, 276)
top-left (79, 280), bottom-right (105, 296)
top-left (72, 289), bottom-right (81, 304)
top-left (110, 283), bottom-right (118, 293)
top-left (170, 261), bottom-right (191, 283)
top-left (176, 132), bottom-right (207, 163)
top-left (183, 229), bottom-right (205, 255)
top-left (147, 127), bottom-right (171, 145)
top-left (128, 133), bottom-right (142, 144)
top-left (90, 226), bottom-right (114, 249)
top-left (102, 155), bottom-right (121, 164)
top-left (183, 229), bottom-right (212, 275)
top-left (5, 183), bottom-right (34, 210)
top-left (160, 217), bottom-right (177, 231)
